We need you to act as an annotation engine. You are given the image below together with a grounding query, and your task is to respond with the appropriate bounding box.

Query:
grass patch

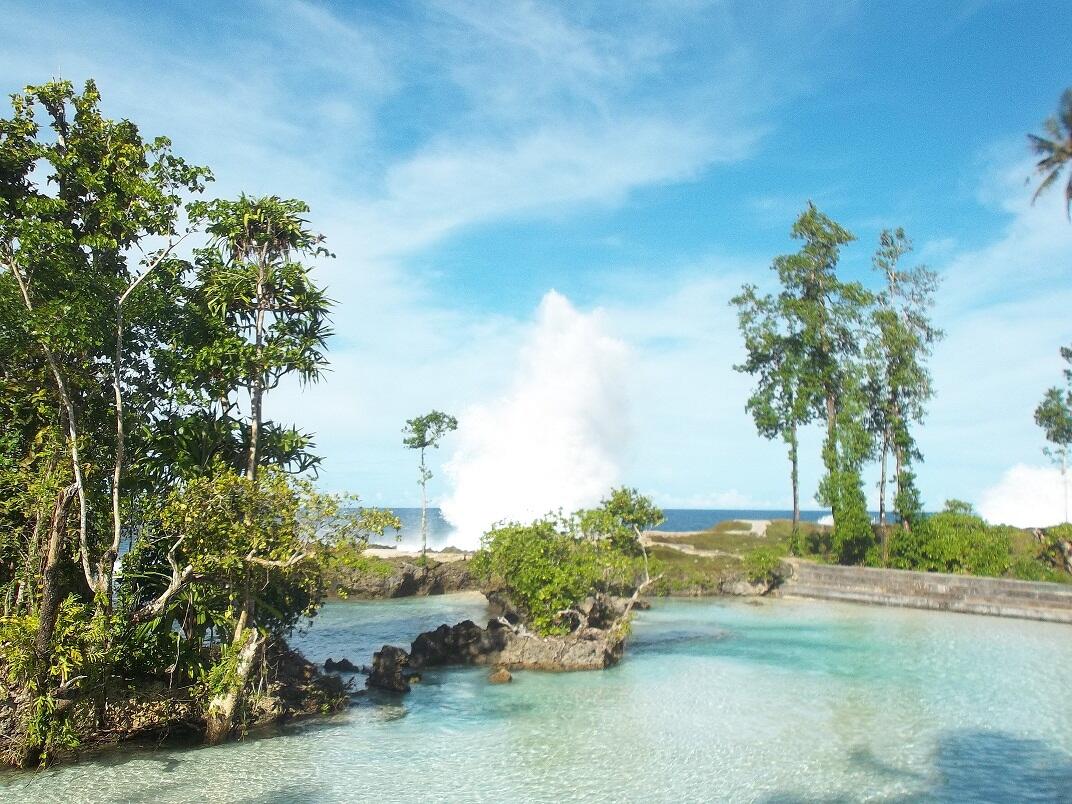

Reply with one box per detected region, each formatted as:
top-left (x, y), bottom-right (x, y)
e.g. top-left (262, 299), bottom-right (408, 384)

top-left (647, 545), bottom-right (741, 595)
top-left (645, 521), bottom-right (798, 594)
top-left (654, 519), bottom-right (798, 556)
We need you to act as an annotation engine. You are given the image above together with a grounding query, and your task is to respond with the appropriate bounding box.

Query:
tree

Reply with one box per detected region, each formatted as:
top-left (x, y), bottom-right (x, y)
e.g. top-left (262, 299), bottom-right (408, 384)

top-left (578, 486), bottom-right (663, 583)
top-left (472, 490), bottom-right (658, 635)
top-left (402, 410), bottom-right (457, 559)
top-left (864, 229), bottom-right (942, 552)
top-left (731, 285), bottom-right (813, 535)
top-left (1028, 88), bottom-right (1072, 219)
top-left (773, 204), bottom-right (873, 555)
top-left (0, 77), bottom-right (389, 765)
top-left (1035, 347), bottom-right (1072, 524)
top-left (192, 195), bottom-right (333, 480)
top-left (123, 466), bottom-right (399, 744)
top-left (0, 80), bottom-right (208, 757)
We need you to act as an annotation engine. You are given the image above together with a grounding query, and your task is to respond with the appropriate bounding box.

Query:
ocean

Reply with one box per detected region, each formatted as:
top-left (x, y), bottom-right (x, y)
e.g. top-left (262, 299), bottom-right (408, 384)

top-left (373, 507), bottom-right (833, 550)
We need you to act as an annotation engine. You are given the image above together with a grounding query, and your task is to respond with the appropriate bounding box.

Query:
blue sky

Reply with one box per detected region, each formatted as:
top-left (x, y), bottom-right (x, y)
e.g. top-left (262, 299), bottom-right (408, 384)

top-left (5, 1), bottom-right (1072, 521)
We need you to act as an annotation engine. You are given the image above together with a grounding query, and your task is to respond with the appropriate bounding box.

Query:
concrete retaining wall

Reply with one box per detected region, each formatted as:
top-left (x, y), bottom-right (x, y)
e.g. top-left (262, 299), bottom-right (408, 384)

top-left (779, 558), bottom-right (1072, 624)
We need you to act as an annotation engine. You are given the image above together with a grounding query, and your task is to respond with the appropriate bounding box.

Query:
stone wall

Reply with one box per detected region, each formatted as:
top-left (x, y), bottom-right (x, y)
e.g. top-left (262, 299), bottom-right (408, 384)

top-left (779, 559), bottom-right (1072, 624)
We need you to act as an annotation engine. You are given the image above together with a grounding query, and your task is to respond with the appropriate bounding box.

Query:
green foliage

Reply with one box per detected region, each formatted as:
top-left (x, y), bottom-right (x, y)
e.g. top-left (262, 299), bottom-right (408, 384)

top-left (402, 410), bottom-right (458, 454)
top-left (0, 597), bottom-right (111, 764)
top-left (0, 76), bottom-right (376, 761)
top-left (888, 504), bottom-right (1012, 577)
top-left (743, 547), bottom-right (783, 584)
top-left (864, 228), bottom-right (941, 528)
top-left (121, 466), bottom-right (399, 644)
top-left (471, 491), bottom-right (656, 635)
top-left (1035, 346), bottom-right (1072, 522)
top-left (577, 487), bottom-right (664, 555)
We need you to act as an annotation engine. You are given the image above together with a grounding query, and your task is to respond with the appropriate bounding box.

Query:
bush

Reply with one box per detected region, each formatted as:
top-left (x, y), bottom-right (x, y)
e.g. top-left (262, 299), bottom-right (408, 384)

top-left (743, 547), bottom-right (783, 584)
top-left (888, 503), bottom-right (1011, 577)
top-left (471, 515), bottom-right (641, 635)
top-left (472, 489), bottom-right (657, 635)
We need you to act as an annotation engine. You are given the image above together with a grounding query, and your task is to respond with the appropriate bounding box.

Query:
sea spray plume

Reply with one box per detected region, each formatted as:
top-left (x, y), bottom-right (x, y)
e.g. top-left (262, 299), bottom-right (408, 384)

top-left (440, 291), bottom-right (631, 548)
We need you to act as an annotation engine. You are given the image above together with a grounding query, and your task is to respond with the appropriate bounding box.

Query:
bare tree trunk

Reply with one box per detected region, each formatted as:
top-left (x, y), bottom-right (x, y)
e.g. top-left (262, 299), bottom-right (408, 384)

top-left (789, 423), bottom-right (800, 534)
top-left (878, 437), bottom-right (888, 527)
top-left (894, 444), bottom-right (908, 532)
top-left (34, 485), bottom-right (77, 668)
top-left (824, 392), bottom-right (838, 523)
top-left (108, 308), bottom-right (126, 605)
top-left (6, 260), bottom-right (94, 593)
top-left (204, 609), bottom-right (262, 746)
top-left (419, 448), bottom-right (428, 560)
top-left (246, 266), bottom-right (267, 480)
top-left (1063, 451), bottom-right (1069, 524)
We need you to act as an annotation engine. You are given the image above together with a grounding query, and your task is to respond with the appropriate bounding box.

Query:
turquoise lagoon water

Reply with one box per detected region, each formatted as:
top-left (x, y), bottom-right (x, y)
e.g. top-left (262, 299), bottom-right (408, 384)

top-left (4, 594), bottom-right (1071, 803)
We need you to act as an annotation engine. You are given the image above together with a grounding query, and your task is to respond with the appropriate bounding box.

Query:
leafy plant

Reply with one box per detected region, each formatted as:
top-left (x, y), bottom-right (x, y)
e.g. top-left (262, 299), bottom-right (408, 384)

top-left (471, 491), bottom-right (656, 635)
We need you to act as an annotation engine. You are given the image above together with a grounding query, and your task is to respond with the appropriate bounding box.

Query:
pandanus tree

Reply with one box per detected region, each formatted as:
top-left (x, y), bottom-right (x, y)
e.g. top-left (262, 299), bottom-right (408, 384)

top-left (1028, 88), bottom-right (1072, 219)
top-left (192, 196), bottom-right (333, 480)
top-left (402, 410), bottom-right (457, 558)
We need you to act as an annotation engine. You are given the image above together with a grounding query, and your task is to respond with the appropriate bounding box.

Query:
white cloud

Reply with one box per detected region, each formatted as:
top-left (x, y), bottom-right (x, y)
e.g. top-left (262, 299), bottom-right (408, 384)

top-left (978, 464), bottom-right (1069, 527)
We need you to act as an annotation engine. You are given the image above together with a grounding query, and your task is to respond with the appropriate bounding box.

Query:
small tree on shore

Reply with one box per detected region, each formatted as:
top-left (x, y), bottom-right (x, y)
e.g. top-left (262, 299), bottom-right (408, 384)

top-left (402, 410), bottom-right (457, 558)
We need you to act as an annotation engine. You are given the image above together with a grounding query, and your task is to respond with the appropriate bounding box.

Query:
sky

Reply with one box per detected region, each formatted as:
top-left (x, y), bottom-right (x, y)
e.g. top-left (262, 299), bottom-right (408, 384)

top-left (4, 1), bottom-right (1072, 525)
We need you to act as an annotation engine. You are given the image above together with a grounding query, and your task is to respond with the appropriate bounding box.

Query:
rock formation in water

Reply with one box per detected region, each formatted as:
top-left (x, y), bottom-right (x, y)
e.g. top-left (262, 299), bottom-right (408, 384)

top-left (324, 657), bottom-right (361, 673)
top-left (366, 593), bottom-right (639, 691)
top-left (330, 557), bottom-right (476, 599)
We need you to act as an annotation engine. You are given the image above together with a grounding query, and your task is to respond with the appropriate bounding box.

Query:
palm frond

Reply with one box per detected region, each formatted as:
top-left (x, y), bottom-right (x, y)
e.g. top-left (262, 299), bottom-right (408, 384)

top-left (1031, 168), bottom-right (1061, 205)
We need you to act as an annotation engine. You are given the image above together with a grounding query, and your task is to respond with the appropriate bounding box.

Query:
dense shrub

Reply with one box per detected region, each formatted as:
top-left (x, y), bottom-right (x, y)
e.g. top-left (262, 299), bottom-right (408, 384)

top-left (471, 489), bottom-right (656, 635)
top-left (888, 502), bottom-right (1011, 576)
top-left (743, 547), bottom-right (784, 584)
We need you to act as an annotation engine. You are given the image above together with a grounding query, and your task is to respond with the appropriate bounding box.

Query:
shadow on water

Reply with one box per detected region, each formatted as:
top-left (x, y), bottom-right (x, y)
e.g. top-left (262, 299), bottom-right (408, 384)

top-left (763, 731), bottom-right (1072, 803)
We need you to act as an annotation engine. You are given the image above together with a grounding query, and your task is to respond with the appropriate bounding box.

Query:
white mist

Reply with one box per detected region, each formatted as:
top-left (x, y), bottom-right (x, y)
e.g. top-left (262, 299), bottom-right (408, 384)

top-left (440, 290), bottom-right (630, 548)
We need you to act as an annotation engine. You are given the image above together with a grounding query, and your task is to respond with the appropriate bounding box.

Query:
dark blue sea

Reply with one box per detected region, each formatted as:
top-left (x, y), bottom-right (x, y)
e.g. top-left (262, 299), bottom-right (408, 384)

top-left (374, 507), bottom-right (832, 549)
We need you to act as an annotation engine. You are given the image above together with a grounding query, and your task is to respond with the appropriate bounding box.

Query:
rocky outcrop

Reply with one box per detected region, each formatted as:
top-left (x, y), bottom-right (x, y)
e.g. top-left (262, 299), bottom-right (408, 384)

top-left (488, 667), bottom-right (512, 684)
top-left (0, 644), bottom-right (349, 768)
top-left (324, 657), bottom-right (361, 673)
top-left (367, 605), bottom-right (628, 692)
top-left (721, 576), bottom-right (776, 596)
top-left (331, 557), bottom-right (476, 599)
top-left (367, 645), bottom-right (420, 692)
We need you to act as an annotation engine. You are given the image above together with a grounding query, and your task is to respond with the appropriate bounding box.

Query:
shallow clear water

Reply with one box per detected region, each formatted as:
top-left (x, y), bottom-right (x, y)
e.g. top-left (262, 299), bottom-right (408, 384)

top-left (4, 595), bottom-right (1071, 803)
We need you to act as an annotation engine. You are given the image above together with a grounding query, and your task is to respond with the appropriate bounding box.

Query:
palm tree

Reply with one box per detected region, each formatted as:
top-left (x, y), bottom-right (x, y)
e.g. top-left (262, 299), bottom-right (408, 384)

top-left (1028, 88), bottom-right (1072, 219)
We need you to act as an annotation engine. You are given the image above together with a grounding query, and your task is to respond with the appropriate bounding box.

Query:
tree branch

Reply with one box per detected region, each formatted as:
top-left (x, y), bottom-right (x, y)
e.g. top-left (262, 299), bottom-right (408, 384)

top-left (130, 536), bottom-right (194, 625)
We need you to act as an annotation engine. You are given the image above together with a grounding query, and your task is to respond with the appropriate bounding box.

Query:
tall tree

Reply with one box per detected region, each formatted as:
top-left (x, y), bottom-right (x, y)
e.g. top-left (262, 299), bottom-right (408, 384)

top-left (0, 79), bottom-right (208, 761)
top-left (864, 229), bottom-right (942, 550)
top-left (775, 203), bottom-right (874, 558)
top-left (731, 286), bottom-right (813, 535)
top-left (1035, 347), bottom-right (1072, 524)
top-left (402, 410), bottom-right (457, 559)
top-left (1028, 88), bottom-right (1072, 219)
top-left (193, 196), bottom-right (333, 480)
